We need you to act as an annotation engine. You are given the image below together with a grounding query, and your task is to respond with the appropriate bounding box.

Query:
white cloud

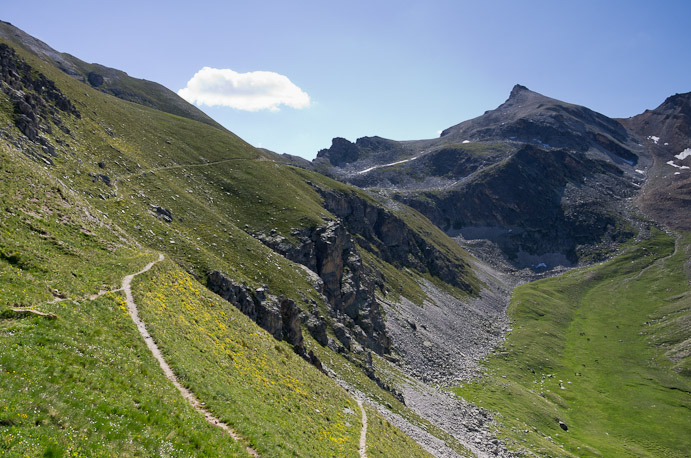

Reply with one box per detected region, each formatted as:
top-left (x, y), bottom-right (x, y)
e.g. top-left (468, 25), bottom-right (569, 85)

top-left (178, 67), bottom-right (310, 112)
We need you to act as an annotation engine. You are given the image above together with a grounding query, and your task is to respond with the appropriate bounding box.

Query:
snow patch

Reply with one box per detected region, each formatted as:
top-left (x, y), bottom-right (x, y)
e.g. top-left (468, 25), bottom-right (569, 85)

top-left (675, 172), bottom-right (681, 175)
top-left (675, 148), bottom-right (691, 161)
top-left (647, 136), bottom-right (660, 144)
top-left (462, 140), bottom-right (470, 144)
top-left (635, 169), bottom-right (645, 174)
top-left (666, 160), bottom-right (682, 169)
top-left (356, 155), bottom-right (420, 175)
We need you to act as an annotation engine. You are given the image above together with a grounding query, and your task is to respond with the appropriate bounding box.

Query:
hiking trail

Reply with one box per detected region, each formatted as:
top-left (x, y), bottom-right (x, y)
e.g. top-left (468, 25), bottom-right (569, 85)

top-left (122, 253), bottom-right (260, 457)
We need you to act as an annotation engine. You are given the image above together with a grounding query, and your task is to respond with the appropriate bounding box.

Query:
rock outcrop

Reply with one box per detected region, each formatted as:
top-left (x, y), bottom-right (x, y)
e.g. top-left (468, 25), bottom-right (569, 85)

top-left (207, 271), bottom-right (305, 353)
top-left (315, 186), bottom-right (476, 293)
top-left (0, 43), bottom-right (80, 164)
top-left (258, 219), bottom-right (390, 355)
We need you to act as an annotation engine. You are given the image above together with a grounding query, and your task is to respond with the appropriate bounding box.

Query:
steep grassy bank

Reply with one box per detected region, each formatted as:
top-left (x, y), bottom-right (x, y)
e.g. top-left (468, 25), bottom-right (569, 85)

top-left (0, 145), bottom-right (250, 456)
top-left (131, 259), bottom-right (431, 457)
top-left (455, 230), bottom-right (691, 457)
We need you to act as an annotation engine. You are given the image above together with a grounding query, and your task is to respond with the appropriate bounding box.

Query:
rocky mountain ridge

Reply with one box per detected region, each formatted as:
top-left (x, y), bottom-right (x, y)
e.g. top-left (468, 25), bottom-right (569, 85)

top-left (311, 85), bottom-right (672, 271)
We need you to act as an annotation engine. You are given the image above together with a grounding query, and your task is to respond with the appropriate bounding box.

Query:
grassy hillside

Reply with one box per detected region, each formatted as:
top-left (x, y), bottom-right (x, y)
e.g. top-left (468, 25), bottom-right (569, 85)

top-left (455, 230), bottom-right (691, 457)
top-left (0, 143), bottom-right (250, 457)
top-left (0, 139), bottom-right (433, 457)
top-left (0, 33), bottom-right (474, 456)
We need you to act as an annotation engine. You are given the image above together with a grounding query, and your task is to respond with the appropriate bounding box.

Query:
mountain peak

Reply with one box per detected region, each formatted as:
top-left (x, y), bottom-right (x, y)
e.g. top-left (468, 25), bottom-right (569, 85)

top-left (509, 84), bottom-right (531, 98)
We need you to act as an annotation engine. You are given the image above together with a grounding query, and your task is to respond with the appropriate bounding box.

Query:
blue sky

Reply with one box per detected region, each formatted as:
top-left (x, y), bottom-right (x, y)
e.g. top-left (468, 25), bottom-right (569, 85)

top-left (4, 0), bottom-right (690, 159)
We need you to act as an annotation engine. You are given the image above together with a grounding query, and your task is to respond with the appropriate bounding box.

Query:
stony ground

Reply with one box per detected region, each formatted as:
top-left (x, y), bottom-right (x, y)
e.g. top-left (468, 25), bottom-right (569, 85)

top-left (365, 254), bottom-right (526, 457)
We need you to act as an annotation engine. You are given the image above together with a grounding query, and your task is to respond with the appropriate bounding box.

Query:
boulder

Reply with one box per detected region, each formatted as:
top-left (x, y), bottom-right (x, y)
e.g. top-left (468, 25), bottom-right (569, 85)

top-left (87, 72), bottom-right (104, 87)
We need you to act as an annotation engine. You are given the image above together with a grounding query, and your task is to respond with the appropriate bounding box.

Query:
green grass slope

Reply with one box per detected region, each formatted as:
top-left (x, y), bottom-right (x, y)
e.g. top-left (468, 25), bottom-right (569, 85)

top-left (0, 140), bottom-right (432, 457)
top-left (0, 20), bottom-right (224, 130)
top-left (455, 230), bottom-right (691, 457)
top-left (0, 143), bottom-right (251, 457)
top-left (0, 32), bottom-right (466, 456)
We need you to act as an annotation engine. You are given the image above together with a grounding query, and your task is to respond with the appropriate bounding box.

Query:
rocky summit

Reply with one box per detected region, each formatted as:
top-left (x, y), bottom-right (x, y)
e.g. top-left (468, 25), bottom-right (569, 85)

top-left (311, 85), bottom-right (657, 271)
top-left (0, 19), bottom-right (689, 458)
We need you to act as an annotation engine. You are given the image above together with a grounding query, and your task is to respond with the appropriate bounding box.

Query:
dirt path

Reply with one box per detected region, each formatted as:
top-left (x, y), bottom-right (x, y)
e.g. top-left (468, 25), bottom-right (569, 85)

top-left (122, 253), bottom-right (259, 458)
top-left (121, 156), bottom-right (258, 180)
top-left (357, 399), bottom-right (368, 458)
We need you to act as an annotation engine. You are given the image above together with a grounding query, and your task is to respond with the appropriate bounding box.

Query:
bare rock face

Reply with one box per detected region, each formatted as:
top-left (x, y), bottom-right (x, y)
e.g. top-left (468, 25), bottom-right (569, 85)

top-left (315, 187), bottom-right (476, 294)
top-left (306, 314), bottom-right (328, 346)
top-left (207, 272), bottom-right (305, 353)
top-left (0, 43), bottom-right (80, 164)
top-left (279, 298), bottom-right (304, 349)
top-left (622, 91), bottom-right (691, 231)
top-left (256, 219), bottom-right (391, 355)
top-left (316, 137), bottom-right (362, 166)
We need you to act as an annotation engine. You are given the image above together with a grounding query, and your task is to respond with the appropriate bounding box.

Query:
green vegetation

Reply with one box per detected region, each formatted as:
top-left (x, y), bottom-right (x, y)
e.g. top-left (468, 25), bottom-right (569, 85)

top-left (0, 36), bottom-right (467, 456)
top-left (132, 259), bottom-right (433, 457)
top-left (365, 405), bottom-right (431, 458)
top-left (0, 292), bottom-right (251, 457)
top-left (0, 146), bottom-right (249, 457)
top-left (132, 260), bottom-right (361, 456)
top-left (455, 230), bottom-right (691, 457)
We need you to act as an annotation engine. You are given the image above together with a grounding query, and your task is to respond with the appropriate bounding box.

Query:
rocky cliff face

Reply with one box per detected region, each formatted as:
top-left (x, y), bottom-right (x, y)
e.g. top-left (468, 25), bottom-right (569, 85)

top-left (315, 186), bottom-right (476, 292)
top-left (207, 271), bottom-right (304, 351)
top-left (397, 145), bottom-right (638, 266)
top-left (252, 183), bottom-right (480, 356)
top-left (0, 43), bottom-right (80, 164)
top-left (256, 219), bottom-right (391, 355)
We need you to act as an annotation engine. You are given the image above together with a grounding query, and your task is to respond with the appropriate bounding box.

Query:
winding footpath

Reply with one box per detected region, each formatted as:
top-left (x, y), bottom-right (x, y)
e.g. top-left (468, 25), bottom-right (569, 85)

top-left (121, 254), bottom-right (260, 458)
top-left (357, 399), bottom-right (368, 458)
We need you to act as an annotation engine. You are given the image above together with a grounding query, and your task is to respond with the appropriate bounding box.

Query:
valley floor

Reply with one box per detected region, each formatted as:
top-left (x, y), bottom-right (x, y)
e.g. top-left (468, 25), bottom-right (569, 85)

top-left (454, 230), bottom-right (691, 457)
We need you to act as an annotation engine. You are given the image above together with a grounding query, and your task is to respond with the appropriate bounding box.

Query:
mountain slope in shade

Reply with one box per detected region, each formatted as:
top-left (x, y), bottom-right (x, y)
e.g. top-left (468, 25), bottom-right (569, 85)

top-left (621, 92), bottom-right (691, 231)
top-left (0, 20), bottom-right (224, 130)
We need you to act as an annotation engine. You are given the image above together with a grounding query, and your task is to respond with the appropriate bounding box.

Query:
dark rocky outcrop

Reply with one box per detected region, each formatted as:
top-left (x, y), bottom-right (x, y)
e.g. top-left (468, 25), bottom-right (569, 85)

top-left (257, 219), bottom-right (391, 355)
top-left (87, 71), bottom-right (104, 87)
top-left (306, 313), bottom-right (328, 346)
top-left (0, 43), bottom-right (80, 163)
top-left (397, 145), bottom-right (637, 266)
top-left (152, 205), bottom-right (173, 223)
top-left (316, 137), bottom-right (362, 166)
top-left (207, 272), bottom-right (305, 354)
top-left (315, 136), bottom-right (407, 169)
top-left (315, 187), bottom-right (476, 293)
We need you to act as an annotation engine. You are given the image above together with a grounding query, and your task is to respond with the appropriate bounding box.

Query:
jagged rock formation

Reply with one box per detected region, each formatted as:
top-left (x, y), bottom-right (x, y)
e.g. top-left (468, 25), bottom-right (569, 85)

top-left (312, 85), bottom-right (650, 270)
top-left (253, 184), bottom-right (479, 357)
top-left (315, 186), bottom-right (475, 292)
top-left (256, 219), bottom-right (391, 355)
top-left (207, 271), bottom-right (305, 352)
top-left (0, 43), bottom-right (80, 164)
